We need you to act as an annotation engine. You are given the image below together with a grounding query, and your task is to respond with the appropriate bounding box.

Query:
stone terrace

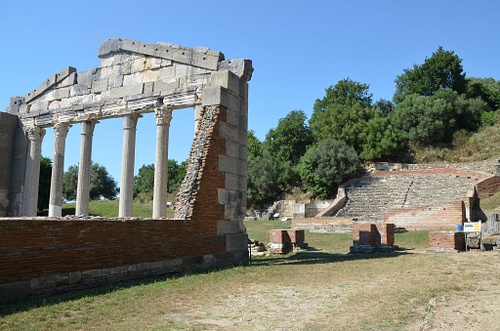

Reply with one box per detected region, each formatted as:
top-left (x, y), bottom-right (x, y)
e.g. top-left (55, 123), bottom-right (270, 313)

top-left (334, 168), bottom-right (486, 223)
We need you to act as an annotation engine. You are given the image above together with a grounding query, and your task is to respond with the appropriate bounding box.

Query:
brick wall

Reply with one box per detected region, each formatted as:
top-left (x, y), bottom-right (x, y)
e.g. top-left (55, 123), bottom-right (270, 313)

top-left (428, 231), bottom-right (465, 250)
top-left (0, 217), bottom-right (250, 303)
top-left (352, 224), bottom-right (376, 246)
top-left (0, 218), bottom-right (229, 284)
top-left (384, 201), bottom-right (465, 231)
top-left (476, 176), bottom-right (500, 199)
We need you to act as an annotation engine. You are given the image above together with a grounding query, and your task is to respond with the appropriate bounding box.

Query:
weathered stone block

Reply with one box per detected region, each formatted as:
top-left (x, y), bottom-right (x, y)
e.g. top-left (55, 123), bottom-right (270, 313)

top-left (226, 232), bottom-right (248, 252)
top-left (92, 78), bottom-right (108, 93)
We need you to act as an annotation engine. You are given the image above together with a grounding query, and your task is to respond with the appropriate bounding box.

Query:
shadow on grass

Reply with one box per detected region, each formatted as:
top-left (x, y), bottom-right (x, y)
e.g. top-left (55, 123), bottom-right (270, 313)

top-left (1, 249), bottom-right (413, 317)
top-left (0, 267), bottom-right (216, 317)
top-left (250, 249), bottom-right (412, 267)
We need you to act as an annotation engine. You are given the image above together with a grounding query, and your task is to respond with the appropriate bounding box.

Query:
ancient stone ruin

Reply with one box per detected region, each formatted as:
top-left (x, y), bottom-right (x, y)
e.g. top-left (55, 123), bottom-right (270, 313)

top-left (0, 39), bottom-right (252, 302)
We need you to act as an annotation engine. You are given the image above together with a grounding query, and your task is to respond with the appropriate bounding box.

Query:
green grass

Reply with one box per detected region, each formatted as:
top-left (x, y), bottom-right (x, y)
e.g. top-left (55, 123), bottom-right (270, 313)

top-left (480, 191), bottom-right (500, 211)
top-left (56, 199), bottom-right (174, 218)
top-left (245, 220), bottom-right (430, 253)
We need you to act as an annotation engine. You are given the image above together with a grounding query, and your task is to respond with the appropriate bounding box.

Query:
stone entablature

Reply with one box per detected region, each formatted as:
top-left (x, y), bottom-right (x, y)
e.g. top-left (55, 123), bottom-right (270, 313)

top-left (8, 39), bottom-right (250, 128)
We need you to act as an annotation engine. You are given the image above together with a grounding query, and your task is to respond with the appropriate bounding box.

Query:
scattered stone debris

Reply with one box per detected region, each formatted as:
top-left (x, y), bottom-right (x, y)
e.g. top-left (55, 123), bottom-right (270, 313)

top-left (248, 239), bottom-right (266, 254)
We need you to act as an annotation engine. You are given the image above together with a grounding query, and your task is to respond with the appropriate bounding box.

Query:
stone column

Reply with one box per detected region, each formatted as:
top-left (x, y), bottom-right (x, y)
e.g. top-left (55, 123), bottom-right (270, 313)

top-left (48, 122), bottom-right (70, 217)
top-left (152, 107), bottom-right (173, 218)
top-left (119, 113), bottom-right (141, 217)
top-left (21, 126), bottom-right (46, 216)
top-left (75, 120), bottom-right (97, 216)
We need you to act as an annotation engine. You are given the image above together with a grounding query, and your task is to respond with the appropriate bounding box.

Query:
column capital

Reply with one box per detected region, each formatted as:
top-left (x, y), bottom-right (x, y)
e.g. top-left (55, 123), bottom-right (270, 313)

top-left (155, 107), bottom-right (173, 126)
top-left (123, 112), bottom-right (142, 130)
top-left (54, 122), bottom-right (70, 139)
top-left (81, 119), bottom-right (97, 135)
top-left (24, 126), bottom-right (46, 142)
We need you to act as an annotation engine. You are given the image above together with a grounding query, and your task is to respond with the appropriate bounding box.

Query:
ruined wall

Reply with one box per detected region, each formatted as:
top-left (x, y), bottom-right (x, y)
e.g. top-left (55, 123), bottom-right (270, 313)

top-left (384, 201), bottom-right (465, 231)
top-left (0, 39), bottom-right (252, 303)
top-left (0, 218), bottom-right (247, 302)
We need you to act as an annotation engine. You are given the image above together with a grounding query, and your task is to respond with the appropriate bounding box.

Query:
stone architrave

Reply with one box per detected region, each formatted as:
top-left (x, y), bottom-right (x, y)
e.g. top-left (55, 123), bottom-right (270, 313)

top-left (22, 126), bottom-right (46, 216)
top-left (75, 120), bottom-right (97, 216)
top-left (48, 122), bottom-right (70, 217)
top-left (152, 107), bottom-right (173, 218)
top-left (118, 112), bottom-right (141, 217)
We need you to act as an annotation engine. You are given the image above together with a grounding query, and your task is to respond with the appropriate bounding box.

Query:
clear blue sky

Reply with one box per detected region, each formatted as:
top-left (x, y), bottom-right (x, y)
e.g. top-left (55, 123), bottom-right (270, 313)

top-left (1, 0), bottom-right (499, 184)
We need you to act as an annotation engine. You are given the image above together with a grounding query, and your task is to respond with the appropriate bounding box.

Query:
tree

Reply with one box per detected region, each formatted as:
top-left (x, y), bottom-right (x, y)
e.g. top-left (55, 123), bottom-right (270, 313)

top-left (313, 78), bottom-right (373, 112)
top-left (63, 162), bottom-right (118, 201)
top-left (37, 156), bottom-right (52, 212)
top-left (310, 79), bottom-right (405, 160)
top-left (247, 156), bottom-right (280, 208)
top-left (133, 160), bottom-right (187, 202)
top-left (466, 77), bottom-right (500, 127)
top-left (263, 110), bottom-right (313, 190)
top-left (392, 89), bottom-right (484, 145)
top-left (168, 160), bottom-right (187, 193)
top-left (394, 46), bottom-right (467, 103)
top-left (247, 130), bottom-right (263, 161)
top-left (298, 138), bottom-right (360, 199)
top-left (133, 164), bottom-right (155, 199)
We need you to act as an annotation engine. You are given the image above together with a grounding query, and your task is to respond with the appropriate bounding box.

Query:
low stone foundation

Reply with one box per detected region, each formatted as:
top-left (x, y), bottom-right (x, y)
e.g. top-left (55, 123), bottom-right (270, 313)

top-left (0, 250), bottom-right (246, 303)
top-left (268, 229), bottom-right (307, 254)
top-left (350, 223), bottom-right (397, 253)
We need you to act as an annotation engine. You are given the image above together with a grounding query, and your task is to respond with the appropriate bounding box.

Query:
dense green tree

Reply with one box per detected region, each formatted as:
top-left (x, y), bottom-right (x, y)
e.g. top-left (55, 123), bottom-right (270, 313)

top-left (466, 77), bottom-right (500, 127)
top-left (374, 98), bottom-right (395, 115)
top-left (247, 130), bottom-right (263, 161)
top-left (392, 89), bottom-right (484, 145)
top-left (359, 114), bottom-right (406, 160)
top-left (133, 164), bottom-right (155, 199)
top-left (168, 160), bottom-right (187, 193)
top-left (313, 78), bottom-right (372, 112)
top-left (394, 46), bottom-right (467, 103)
top-left (247, 155), bottom-right (280, 209)
top-left (63, 162), bottom-right (118, 201)
top-left (263, 110), bottom-right (313, 190)
top-left (310, 79), bottom-right (405, 160)
top-left (298, 138), bottom-right (360, 199)
top-left (37, 156), bottom-right (52, 212)
top-left (133, 160), bottom-right (186, 201)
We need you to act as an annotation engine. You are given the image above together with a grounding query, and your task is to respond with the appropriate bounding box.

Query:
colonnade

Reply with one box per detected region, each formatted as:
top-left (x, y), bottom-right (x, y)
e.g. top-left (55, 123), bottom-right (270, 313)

top-left (23, 106), bottom-right (183, 218)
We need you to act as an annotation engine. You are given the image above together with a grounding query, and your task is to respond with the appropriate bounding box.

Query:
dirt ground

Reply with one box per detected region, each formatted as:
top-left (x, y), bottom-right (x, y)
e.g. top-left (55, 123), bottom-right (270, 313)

top-left (165, 250), bottom-right (500, 331)
top-left (420, 251), bottom-right (500, 331)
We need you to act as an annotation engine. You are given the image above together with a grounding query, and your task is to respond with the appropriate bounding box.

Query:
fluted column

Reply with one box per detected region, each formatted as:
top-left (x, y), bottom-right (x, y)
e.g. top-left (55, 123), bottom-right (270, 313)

top-left (48, 122), bottom-right (70, 217)
top-left (75, 120), bottom-right (97, 216)
top-left (22, 126), bottom-right (46, 216)
top-left (119, 113), bottom-right (141, 217)
top-left (152, 107), bottom-right (173, 218)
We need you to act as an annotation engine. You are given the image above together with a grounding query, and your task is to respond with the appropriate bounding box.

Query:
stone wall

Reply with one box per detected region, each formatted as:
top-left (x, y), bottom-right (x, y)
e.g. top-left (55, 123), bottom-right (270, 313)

top-left (384, 201), bottom-right (465, 231)
top-left (0, 112), bottom-right (18, 217)
top-left (292, 217), bottom-right (353, 233)
top-left (0, 217), bottom-right (246, 303)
